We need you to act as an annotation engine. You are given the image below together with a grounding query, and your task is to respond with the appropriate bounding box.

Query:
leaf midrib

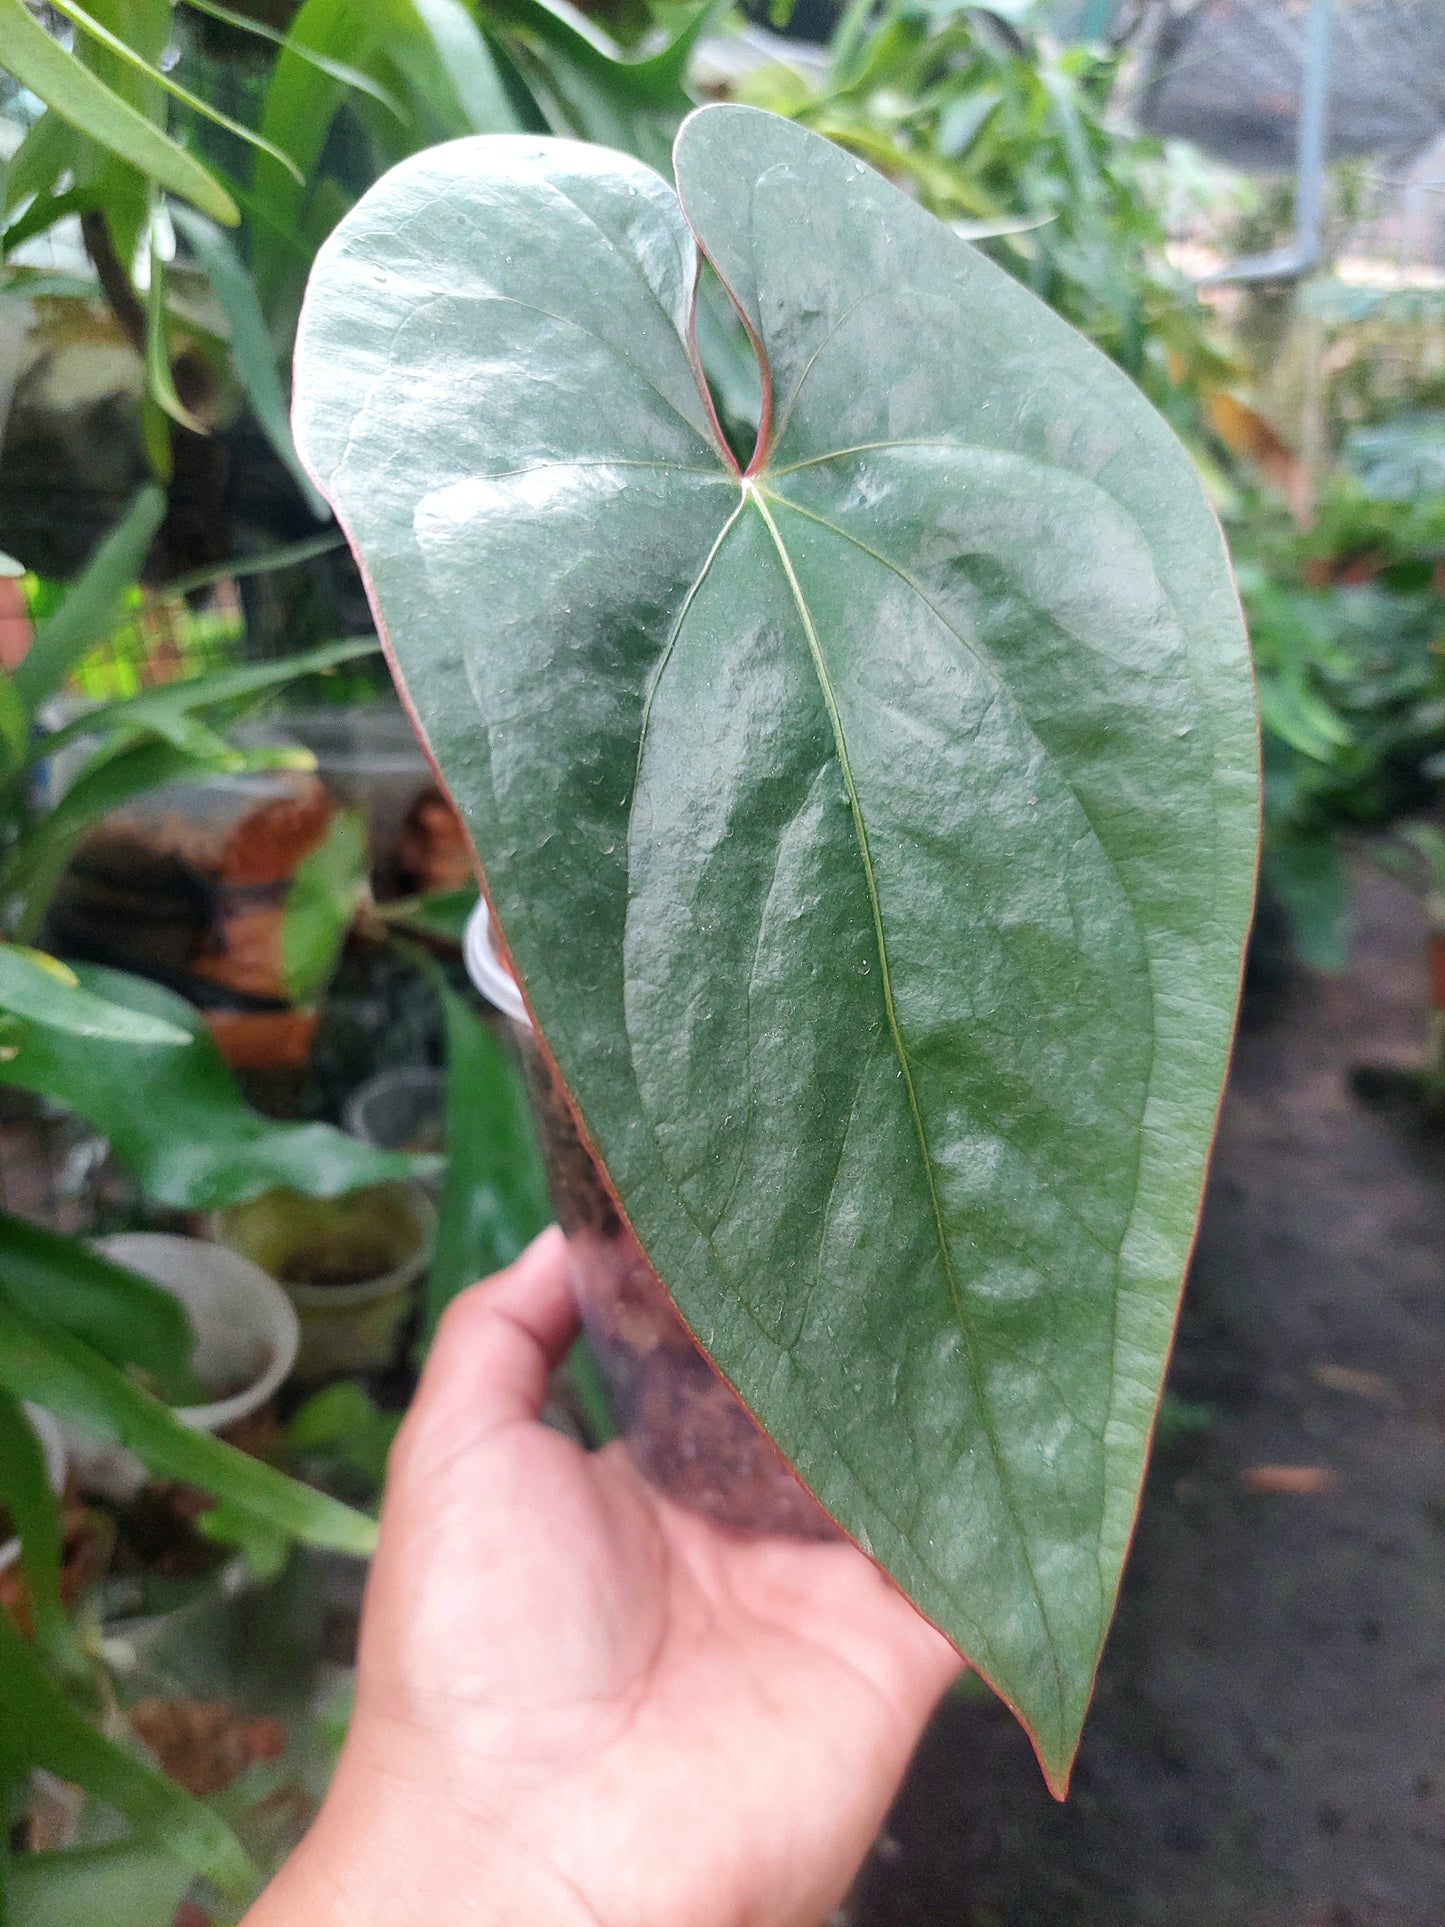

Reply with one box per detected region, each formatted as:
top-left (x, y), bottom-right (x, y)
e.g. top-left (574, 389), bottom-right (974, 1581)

top-left (761, 480), bottom-right (1157, 1225)
top-left (757, 438), bottom-right (1215, 1626)
top-left (761, 478), bottom-right (1167, 1640)
top-left (619, 489), bottom-right (1015, 1677)
top-left (746, 481), bottom-right (1068, 1729)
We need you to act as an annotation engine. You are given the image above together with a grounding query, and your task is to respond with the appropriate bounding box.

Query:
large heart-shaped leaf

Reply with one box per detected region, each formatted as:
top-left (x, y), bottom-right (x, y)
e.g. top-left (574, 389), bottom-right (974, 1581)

top-left (291, 105), bottom-right (1258, 1787)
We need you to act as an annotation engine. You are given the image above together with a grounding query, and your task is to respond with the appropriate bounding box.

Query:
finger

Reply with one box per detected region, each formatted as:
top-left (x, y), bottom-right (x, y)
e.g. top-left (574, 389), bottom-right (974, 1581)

top-left (407, 1226), bottom-right (577, 1450)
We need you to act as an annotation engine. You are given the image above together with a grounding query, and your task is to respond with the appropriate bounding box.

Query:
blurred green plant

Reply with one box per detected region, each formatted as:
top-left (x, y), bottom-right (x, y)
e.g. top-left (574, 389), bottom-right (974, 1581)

top-left (0, 495), bottom-right (383, 943)
top-left (1344, 414), bottom-right (1445, 507)
top-left (0, 1287), bottom-right (376, 1913)
top-left (422, 972), bottom-right (549, 1340)
top-left (280, 804), bottom-right (368, 1005)
top-left (1351, 821), bottom-right (1445, 1106)
top-left (1, 964), bottom-right (434, 1204)
top-left (733, 1), bottom-right (1234, 434)
top-left (1238, 471), bottom-right (1445, 969)
top-left (0, 0), bottom-right (706, 568)
top-left (286, 1380), bottom-right (400, 1499)
top-left (0, 498), bottom-right (433, 1921)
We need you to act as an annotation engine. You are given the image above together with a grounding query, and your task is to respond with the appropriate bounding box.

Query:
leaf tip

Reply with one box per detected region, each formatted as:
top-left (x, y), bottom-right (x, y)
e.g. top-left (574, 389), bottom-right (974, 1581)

top-left (1040, 1746), bottom-right (1077, 1803)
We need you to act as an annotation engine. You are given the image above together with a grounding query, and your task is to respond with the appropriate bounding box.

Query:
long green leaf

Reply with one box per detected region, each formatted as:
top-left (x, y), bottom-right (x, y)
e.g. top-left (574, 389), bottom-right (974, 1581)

top-left (251, 0), bottom-right (519, 307)
top-left (3, 1839), bottom-right (194, 1927)
top-left (169, 204), bottom-right (329, 518)
top-left (291, 108), bottom-right (1258, 1790)
top-left (0, 947), bottom-right (187, 1044)
top-left (0, 1608), bottom-right (254, 1898)
top-left (494, 0), bottom-right (702, 169)
top-left (0, 0), bottom-right (237, 224)
top-left (0, 1390), bottom-right (72, 1664)
top-left (14, 488), bottom-right (166, 715)
top-left (0, 1284), bottom-right (377, 1556)
top-left (177, 0), bottom-right (404, 114)
top-left (424, 979), bottom-right (549, 1337)
top-left (0, 1210), bottom-right (198, 1398)
top-left (163, 533), bottom-right (346, 600)
top-left (0, 964), bottom-right (433, 1208)
top-left (45, 0), bottom-right (303, 182)
top-left (35, 634), bottom-right (375, 766)
top-left (51, 0), bottom-right (170, 278)
top-left (280, 806), bottom-right (368, 1004)
top-left (1, 183), bottom-right (99, 255)
top-left (397, 0), bottom-right (515, 136)
top-left (58, 702), bottom-right (234, 765)
top-left (0, 673), bottom-right (26, 778)
top-left (491, 0), bottom-right (709, 108)
top-left (2, 108), bottom-right (77, 223)
top-left (143, 223), bottom-right (203, 433)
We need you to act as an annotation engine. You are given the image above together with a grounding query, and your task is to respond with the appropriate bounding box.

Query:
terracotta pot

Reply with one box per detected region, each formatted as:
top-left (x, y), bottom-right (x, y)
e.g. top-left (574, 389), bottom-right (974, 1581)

top-left (465, 903), bottom-right (837, 1541)
top-left (45, 760), bottom-right (336, 1073)
top-left (204, 1006), bottom-right (320, 1071)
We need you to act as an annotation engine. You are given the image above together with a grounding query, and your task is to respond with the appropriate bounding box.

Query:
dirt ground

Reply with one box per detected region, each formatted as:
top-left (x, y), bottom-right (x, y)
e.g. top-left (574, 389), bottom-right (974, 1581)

top-left (850, 865), bottom-right (1445, 1927)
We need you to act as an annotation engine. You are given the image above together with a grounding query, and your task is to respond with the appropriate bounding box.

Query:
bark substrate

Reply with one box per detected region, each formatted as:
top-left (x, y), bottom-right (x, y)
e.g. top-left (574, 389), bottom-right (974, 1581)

top-left (518, 1026), bottom-right (837, 1539)
top-left (848, 863), bottom-right (1444, 1927)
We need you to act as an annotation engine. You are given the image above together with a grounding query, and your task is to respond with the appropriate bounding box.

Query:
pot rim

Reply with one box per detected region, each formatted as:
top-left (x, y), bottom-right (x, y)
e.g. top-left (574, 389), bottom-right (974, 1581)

top-left (218, 1186), bottom-right (439, 1309)
top-left (285, 1186), bottom-right (436, 1306)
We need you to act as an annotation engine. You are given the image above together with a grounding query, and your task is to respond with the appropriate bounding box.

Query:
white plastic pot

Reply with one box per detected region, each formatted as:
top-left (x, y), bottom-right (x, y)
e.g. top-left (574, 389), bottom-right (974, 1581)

top-left (64, 1236), bottom-right (301, 1502)
top-left (0, 1405), bottom-right (68, 1576)
top-left (95, 1234), bottom-right (301, 1432)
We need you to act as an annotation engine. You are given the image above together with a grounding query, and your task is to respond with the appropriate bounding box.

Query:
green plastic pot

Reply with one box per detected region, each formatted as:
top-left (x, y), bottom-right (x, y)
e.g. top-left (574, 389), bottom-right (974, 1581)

top-left (212, 1184), bottom-right (435, 1383)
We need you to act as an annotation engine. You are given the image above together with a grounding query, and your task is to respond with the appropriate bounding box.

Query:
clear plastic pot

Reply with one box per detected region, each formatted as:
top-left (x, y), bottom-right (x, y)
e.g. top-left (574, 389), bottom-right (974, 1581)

top-left (465, 902), bottom-right (836, 1540)
top-left (67, 1234), bottom-right (301, 1501)
top-left (283, 704), bottom-right (431, 857)
top-left (342, 1066), bottom-right (446, 1156)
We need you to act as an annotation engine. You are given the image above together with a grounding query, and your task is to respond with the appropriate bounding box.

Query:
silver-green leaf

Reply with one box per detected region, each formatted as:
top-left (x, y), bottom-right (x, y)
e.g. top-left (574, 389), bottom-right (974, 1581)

top-left (291, 105), bottom-right (1258, 1789)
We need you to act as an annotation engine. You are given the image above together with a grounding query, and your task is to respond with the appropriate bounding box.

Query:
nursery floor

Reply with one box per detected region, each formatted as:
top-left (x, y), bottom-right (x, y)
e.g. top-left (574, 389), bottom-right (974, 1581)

top-left (848, 863), bottom-right (1445, 1927)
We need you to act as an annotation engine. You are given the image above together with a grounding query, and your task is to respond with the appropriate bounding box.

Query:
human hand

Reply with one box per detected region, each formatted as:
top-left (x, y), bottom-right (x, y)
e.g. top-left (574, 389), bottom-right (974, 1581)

top-left (247, 1227), bottom-right (962, 1927)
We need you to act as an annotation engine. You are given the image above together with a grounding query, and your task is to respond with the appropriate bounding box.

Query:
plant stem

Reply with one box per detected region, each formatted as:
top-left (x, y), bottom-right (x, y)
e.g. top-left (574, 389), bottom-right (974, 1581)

top-left (79, 211), bottom-right (146, 359)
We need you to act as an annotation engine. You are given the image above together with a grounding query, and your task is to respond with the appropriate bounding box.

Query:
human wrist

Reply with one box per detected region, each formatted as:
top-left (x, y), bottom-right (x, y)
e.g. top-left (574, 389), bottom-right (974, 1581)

top-left (245, 1721), bottom-right (594, 1927)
